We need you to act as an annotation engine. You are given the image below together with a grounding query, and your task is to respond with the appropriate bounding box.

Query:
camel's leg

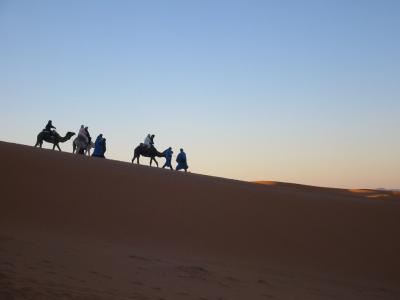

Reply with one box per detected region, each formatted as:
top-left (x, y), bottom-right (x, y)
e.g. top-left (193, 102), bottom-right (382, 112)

top-left (56, 144), bottom-right (62, 151)
top-left (153, 158), bottom-right (158, 167)
top-left (52, 144), bottom-right (56, 150)
top-left (132, 155), bottom-right (140, 164)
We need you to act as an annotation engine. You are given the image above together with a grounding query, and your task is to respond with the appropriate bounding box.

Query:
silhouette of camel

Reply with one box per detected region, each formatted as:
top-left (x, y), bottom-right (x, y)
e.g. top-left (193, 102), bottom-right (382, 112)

top-left (34, 131), bottom-right (75, 151)
top-left (72, 137), bottom-right (94, 155)
top-left (131, 144), bottom-right (166, 167)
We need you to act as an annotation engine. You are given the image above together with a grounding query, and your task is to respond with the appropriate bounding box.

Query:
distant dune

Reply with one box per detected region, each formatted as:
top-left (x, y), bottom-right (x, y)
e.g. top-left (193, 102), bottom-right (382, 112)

top-left (1, 141), bottom-right (400, 300)
top-left (254, 181), bottom-right (400, 200)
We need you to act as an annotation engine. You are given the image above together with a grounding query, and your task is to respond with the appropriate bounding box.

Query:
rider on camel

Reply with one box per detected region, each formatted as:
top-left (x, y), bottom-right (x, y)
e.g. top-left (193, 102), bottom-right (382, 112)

top-left (85, 126), bottom-right (92, 144)
top-left (144, 134), bottom-right (155, 149)
top-left (78, 125), bottom-right (89, 144)
top-left (45, 120), bottom-right (56, 132)
top-left (44, 120), bottom-right (56, 136)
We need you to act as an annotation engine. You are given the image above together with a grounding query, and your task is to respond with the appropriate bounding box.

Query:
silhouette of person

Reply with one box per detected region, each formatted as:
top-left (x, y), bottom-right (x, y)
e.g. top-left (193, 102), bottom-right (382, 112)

top-left (85, 126), bottom-right (92, 144)
top-left (162, 147), bottom-right (173, 170)
top-left (44, 120), bottom-right (56, 132)
top-left (176, 148), bottom-right (188, 172)
top-left (144, 134), bottom-right (155, 149)
top-left (92, 134), bottom-right (106, 158)
top-left (78, 125), bottom-right (88, 144)
top-left (102, 138), bottom-right (107, 156)
top-left (44, 120), bottom-right (56, 136)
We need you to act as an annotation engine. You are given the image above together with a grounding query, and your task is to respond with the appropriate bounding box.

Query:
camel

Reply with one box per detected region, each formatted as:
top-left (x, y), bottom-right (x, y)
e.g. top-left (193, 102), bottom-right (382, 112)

top-left (34, 131), bottom-right (75, 151)
top-left (131, 144), bottom-right (166, 167)
top-left (72, 137), bottom-right (95, 155)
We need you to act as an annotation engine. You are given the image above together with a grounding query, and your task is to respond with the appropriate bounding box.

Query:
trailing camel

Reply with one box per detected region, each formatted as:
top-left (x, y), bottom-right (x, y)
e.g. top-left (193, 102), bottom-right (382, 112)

top-left (34, 131), bottom-right (75, 151)
top-left (72, 137), bottom-right (94, 155)
top-left (132, 144), bottom-right (166, 167)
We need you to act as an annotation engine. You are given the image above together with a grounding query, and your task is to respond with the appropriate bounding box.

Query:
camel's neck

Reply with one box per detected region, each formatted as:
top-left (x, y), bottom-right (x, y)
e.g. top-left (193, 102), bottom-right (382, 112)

top-left (59, 135), bottom-right (69, 142)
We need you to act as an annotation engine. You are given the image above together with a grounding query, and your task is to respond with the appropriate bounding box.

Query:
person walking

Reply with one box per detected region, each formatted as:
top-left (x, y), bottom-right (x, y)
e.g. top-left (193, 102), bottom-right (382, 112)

top-left (92, 134), bottom-right (106, 158)
top-left (162, 147), bottom-right (173, 170)
top-left (176, 148), bottom-right (188, 172)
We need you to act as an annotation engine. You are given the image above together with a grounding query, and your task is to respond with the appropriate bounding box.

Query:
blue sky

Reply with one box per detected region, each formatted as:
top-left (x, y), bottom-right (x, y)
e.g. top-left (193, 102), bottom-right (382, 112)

top-left (1, 0), bottom-right (399, 188)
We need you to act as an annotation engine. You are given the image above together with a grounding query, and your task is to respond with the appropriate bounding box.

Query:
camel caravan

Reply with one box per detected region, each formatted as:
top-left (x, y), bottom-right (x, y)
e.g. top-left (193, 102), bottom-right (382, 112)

top-left (34, 120), bottom-right (189, 172)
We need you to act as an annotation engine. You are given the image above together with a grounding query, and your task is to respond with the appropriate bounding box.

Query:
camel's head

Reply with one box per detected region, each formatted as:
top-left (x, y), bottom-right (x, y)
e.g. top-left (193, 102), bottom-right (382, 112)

top-left (161, 147), bottom-right (173, 156)
top-left (159, 149), bottom-right (169, 157)
top-left (66, 132), bottom-right (76, 139)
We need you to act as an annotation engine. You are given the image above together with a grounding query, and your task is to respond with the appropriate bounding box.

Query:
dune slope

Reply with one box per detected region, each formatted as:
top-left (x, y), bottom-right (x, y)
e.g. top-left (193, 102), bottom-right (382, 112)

top-left (0, 141), bottom-right (399, 300)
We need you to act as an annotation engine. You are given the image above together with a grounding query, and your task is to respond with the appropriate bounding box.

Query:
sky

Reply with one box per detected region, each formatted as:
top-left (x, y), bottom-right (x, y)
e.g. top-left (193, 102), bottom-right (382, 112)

top-left (0, 0), bottom-right (399, 189)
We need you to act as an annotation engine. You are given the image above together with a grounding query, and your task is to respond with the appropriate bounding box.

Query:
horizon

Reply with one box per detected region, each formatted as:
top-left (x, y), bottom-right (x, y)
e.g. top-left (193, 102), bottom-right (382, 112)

top-left (2, 139), bottom-right (400, 194)
top-left (1, 139), bottom-right (398, 191)
top-left (1, 0), bottom-right (399, 189)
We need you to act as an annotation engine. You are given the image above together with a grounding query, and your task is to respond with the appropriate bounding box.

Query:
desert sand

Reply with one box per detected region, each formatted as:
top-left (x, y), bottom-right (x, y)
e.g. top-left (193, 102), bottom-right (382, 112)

top-left (1, 141), bottom-right (399, 300)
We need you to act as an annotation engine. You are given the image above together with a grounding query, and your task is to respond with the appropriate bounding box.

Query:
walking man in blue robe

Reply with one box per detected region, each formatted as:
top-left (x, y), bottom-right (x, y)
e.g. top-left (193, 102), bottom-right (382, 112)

top-left (176, 148), bottom-right (188, 172)
top-left (162, 147), bottom-right (173, 170)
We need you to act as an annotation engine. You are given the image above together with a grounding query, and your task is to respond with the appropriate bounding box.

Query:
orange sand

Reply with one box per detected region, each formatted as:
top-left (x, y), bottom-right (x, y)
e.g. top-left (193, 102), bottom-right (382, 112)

top-left (1, 141), bottom-right (399, 299)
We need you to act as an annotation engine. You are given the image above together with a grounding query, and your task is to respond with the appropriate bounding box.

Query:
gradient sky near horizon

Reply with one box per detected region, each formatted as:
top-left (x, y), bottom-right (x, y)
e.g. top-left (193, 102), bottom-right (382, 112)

top-left (1, 0), bottom-right (399, 189)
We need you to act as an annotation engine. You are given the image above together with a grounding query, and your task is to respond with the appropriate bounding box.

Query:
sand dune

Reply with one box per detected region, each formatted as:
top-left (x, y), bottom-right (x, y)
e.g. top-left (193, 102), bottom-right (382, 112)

top-left (1, 141), bottom-right (399, 300)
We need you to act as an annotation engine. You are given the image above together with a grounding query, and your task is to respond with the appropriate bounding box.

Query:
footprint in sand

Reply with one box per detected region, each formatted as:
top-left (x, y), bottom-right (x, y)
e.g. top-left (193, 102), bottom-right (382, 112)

top-left (1, 262), bottom-right (15, 267)
top-left (260, 294), bottom-right (274, 298)
top-left (177, 265), bottom-right (210, 281)
top-left (0, 236), bottom-right (15, 242)
top-left (41, 259), bottom-right (53, 268)
top-left (46, 271), bottom-right (57, 275)
top-left (257, 279), bottom-right (272, 286)
top-left (129, 254), bottom-right (152, 262)
top-left (41, 259), bottom-right (52, 264)
top-left (225, 276), bottom-right (242, 283)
